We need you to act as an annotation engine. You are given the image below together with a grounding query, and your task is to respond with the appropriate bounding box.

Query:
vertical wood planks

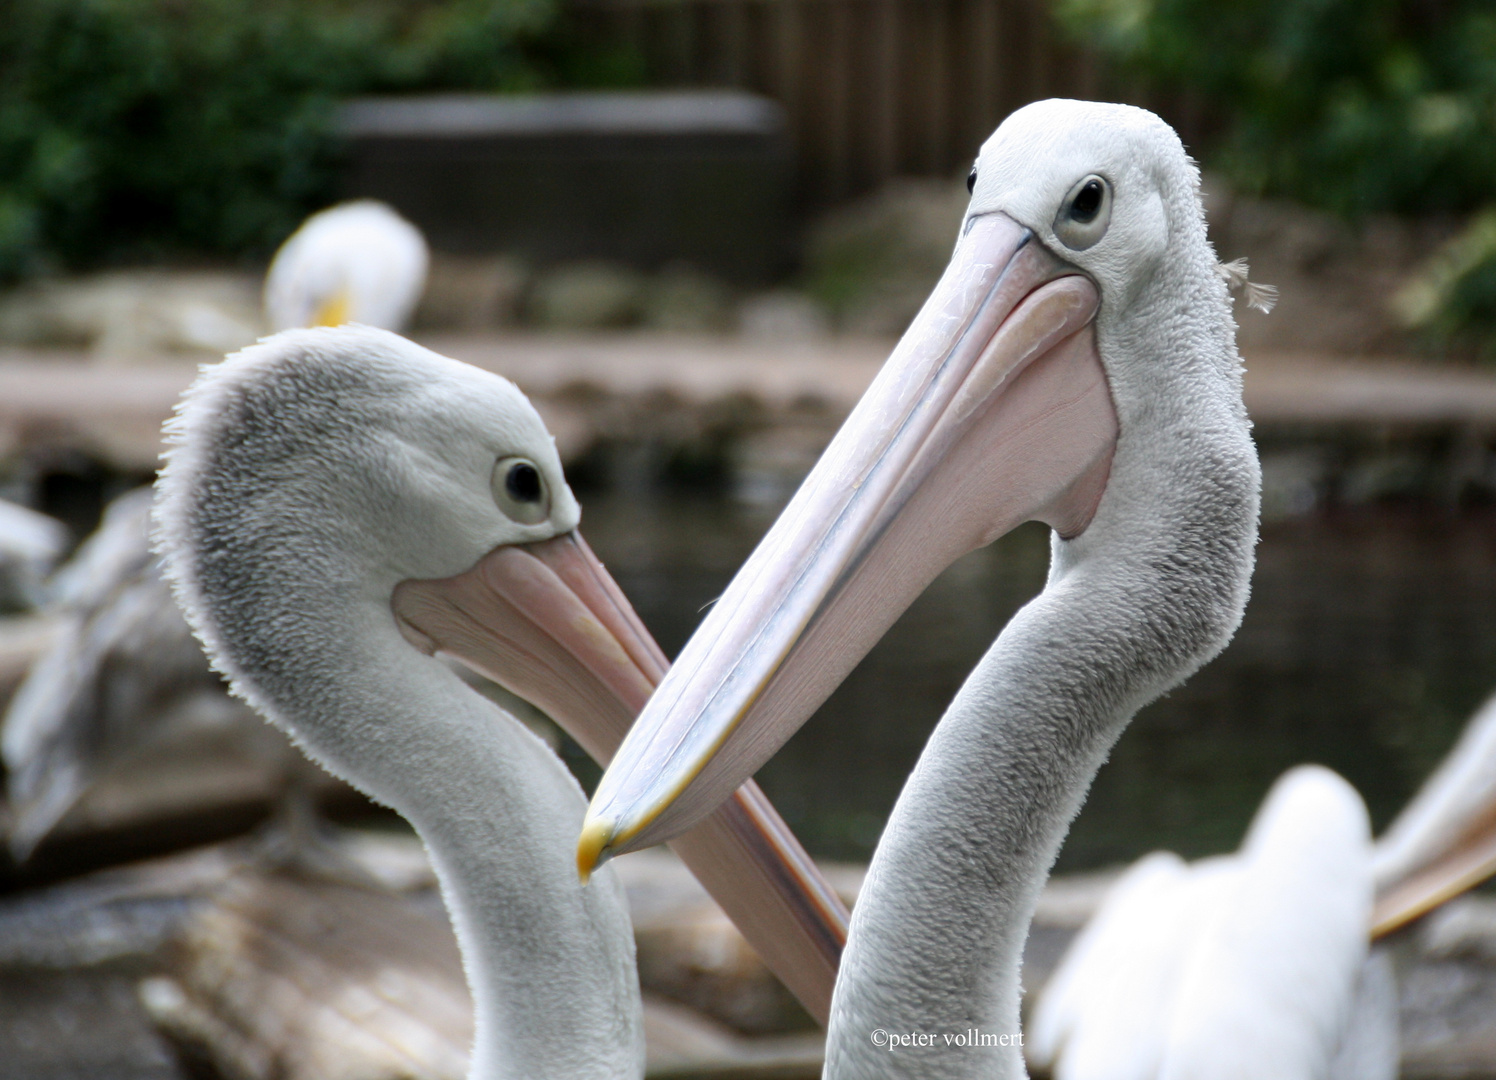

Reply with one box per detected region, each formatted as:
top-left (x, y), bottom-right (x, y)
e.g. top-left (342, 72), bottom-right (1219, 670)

top-left (560, 0), bottom-right (1107, 208)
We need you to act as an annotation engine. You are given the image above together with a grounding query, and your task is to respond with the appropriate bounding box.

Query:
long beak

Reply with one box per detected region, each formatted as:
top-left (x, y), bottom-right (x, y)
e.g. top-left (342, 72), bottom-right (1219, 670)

top-left (391, 532), bottom-right (848, 1024)
top-left (580, 212), bottom-right (1119, 869)
top-left (1372, 798), bottom-right (1496, 937)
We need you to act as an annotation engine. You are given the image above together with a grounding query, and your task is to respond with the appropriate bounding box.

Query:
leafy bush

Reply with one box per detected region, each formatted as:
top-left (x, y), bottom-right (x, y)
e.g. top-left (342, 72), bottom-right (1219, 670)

top-left (1059, 0), bottom-right (1496, 217)
top-left (0, 0), bottom-right (560, 277)
top-left (1059, 0), bottom-right (1496, 345)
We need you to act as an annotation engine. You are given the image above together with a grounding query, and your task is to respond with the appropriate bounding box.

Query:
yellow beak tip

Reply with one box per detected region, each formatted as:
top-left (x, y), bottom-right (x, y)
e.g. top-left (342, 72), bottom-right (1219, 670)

top-left (576, 815), bottom-right (614, 883)
top-left (312, 290), bottom-right (352, 328)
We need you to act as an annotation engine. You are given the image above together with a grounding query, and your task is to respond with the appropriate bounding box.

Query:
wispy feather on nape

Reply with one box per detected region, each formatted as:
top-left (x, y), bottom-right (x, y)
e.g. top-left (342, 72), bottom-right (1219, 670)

top-left (1216, 258), bottom-right (1279, 315)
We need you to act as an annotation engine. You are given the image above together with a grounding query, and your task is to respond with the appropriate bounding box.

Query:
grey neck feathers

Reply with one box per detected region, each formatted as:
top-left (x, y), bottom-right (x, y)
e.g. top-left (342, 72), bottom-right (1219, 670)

top-left (201, 564), bottom-right (642, 1080)
top-left (826, 262), bottom-right (1259, 1079)
top-left (167, 364), bottom-right (644, 1079)
top-left (293, 623), bottom-right (645, 1080)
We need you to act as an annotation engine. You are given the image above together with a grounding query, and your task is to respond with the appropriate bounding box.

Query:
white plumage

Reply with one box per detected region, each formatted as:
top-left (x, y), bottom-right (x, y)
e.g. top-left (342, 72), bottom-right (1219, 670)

top-left (1027, 852), bottom-right (1225, 1079)
top-left (2, 488), bottom-right (265, 860)
top-left (263, 200), bottom-right (429, 332)
top-left (1027, 678), bottom-right (1496, 1080)
top-left (0, 498), bottom-right (67, 612)
top-left (156, 327), bottom-right (644, 1079)
top-left (1028, 766), bottom-right (1386, 1080)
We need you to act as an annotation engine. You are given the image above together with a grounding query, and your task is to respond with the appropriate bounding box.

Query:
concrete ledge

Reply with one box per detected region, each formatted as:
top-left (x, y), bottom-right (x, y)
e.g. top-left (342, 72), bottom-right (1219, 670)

top-left (4, 339), bottom-right (1496, 474)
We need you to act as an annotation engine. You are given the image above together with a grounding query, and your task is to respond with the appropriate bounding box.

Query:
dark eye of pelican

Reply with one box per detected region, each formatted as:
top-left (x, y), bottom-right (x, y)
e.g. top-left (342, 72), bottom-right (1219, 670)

top-left (967, 166), bottom-right (978, 195)
top-left (1054, 174), bottom-right (1112, 251)
top-left (506, 462), bottom-right (542, 502)
top-left (1070, 179), bottom-right (1104, 222)
top-left (491, 456), bottom-right (549, 525)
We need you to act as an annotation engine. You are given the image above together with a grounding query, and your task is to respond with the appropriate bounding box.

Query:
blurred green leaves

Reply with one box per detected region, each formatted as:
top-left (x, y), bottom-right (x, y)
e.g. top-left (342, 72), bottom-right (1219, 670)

top-left (0, 0), bottom-right (560, 277)
top-left (1060, 0), bottom-right (1496, 349)
top-left (1060, 0), bottom-right (1496, 216)
top-left (1394, 209), bottom-right (1496, 355)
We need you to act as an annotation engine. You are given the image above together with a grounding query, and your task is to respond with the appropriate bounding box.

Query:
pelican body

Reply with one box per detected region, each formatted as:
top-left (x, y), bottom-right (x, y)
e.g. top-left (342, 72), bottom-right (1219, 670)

top-left (1028, 765), bottom-right (1386, 1080)
top-left (581, 100), bottom-right (1260, 1078)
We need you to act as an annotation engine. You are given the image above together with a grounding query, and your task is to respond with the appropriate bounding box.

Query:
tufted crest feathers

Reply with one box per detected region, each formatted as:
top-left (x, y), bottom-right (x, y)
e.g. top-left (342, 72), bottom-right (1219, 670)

top-left (1216, 258), bottom-right (1278, 315)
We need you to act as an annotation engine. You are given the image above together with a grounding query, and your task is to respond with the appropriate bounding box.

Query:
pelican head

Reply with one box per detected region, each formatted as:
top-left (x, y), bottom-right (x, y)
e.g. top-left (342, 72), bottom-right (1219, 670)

top-left (153, 326), bottom-right (635, 802)
top-left (579, 99), bottom-right (1257, 870)
top-left (156, 326), bottom-right (848, 1039)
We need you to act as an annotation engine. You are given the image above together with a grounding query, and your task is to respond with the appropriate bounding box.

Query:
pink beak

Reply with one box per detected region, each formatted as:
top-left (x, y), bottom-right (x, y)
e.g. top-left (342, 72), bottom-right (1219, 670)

top-left (579, 212), bottom-right (1119, 870)
top-left (391, 530), bottom-right (849, 1024)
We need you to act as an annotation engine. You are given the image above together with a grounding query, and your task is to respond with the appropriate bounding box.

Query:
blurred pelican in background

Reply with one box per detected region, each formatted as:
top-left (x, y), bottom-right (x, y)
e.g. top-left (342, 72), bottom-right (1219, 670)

top-left (1027, 767), bottom-right (1392, 1080)
top-left (0, 498), bottom-right (67, 613)
top-left (1027, 702), bottom-right (1496, 1080)
top-left (264, 200), bottom-right (429, 332)
top-left (1, 488), bottom-right (277, 862)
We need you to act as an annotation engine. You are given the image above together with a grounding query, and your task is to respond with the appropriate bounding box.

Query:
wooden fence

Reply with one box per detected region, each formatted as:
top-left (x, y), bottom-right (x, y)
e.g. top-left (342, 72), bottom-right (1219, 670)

top-left (559, 0), bottom-right (1110, 207)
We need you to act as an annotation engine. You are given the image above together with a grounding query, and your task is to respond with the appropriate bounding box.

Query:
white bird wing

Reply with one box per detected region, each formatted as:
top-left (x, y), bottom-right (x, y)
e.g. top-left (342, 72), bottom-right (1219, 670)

top-left (1035, 853), bottom-right (1238, 1080)
top-left (0, 498), bottom-right (67, 611)
top-left (1, 489), bottom-right (230, 858)
top-left (1161, 765), bottom-right (1372, 1080)
top-left (1025, 851), bottom-right (1186, 1069)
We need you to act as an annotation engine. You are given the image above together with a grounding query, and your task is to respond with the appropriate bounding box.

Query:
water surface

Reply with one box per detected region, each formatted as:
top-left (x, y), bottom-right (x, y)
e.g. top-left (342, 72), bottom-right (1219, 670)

top-left (576, 489), bottom-right (1496, 871)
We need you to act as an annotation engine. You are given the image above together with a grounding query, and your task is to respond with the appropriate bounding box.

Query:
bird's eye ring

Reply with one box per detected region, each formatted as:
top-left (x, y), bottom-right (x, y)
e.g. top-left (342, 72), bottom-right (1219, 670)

top-left (1054, 174), bottom-right (1112, 251)
top-left (492, 457), bottom-right (549, 525)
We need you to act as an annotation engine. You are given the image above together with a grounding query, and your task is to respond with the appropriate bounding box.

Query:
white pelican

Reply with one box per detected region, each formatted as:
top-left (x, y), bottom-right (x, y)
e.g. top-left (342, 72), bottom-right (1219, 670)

top-left (1013, 672), bottom-right (1496, 1080)
top-left (1026, 765), bottom-right (1394, 1080)
top-left (263, 201), bottom-right (429, 332)
top-left (154, 326), bottom-right (846, 1077)
top-left (1026, 674), bottom-right (1496, 1080)
top-left (2, 488), bottom-right (266, 861)
top-left (0, 498), bottom-right (66, 612)
top-left (574, 98), bottom-right (1414, 1078)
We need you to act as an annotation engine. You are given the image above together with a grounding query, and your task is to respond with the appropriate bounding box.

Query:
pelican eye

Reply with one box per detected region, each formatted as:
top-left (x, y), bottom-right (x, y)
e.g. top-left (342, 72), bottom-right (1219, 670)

top-left (967, 166), bottom-right (978, 194)
top-left (1054, 174), bottom-right (1112, 251)
top-left (492, 457), bottom-right (549, 525)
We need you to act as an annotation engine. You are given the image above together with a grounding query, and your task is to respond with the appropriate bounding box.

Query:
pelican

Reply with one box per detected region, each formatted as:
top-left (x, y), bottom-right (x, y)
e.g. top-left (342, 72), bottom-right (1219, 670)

top-left (1026, 765), bottom-right (1394, 1080)
top-left (571, 98), bottom-right (1338, 1076)
top-left (0, 498), bottom-right (66, 613)
top-left (263, 201), bottom-right (429, 332)
top-left (153, 326), bottom-right (846, 1078)
top-left (1027, 683), bottom-right (1496, 1080)
top-left (2, 487), bottom-right (270, 861)
top-left (578, 98), bottom-right (1496, 1077)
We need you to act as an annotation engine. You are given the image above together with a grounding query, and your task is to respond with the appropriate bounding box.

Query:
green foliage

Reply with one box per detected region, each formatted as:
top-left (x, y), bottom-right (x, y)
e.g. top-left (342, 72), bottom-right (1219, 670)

top-left (1059, 0), bottom-right (1496, 346)
top-left (0, 0), bottom-right (560, 276)
top-left (1394, 209), bottom-right (1496, 355)
top-left (1059, 0), bottom-right (1496, 218)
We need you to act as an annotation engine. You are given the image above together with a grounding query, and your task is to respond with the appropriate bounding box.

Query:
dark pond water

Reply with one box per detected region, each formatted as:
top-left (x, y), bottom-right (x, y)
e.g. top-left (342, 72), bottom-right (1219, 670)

top-left (570, 486), bottom-right (1496, 873)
